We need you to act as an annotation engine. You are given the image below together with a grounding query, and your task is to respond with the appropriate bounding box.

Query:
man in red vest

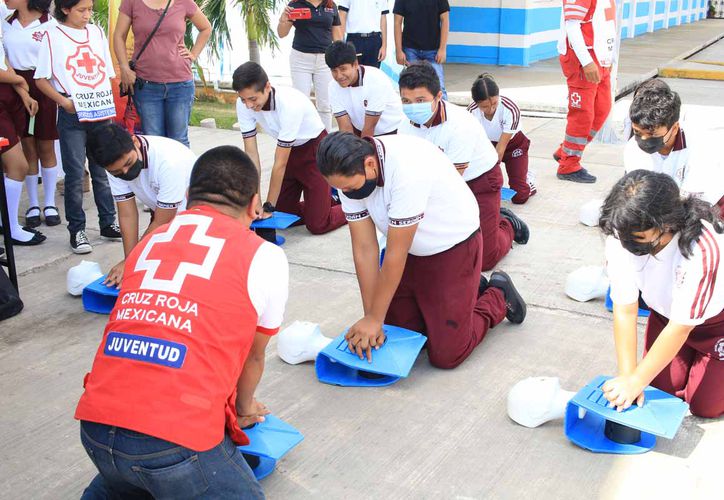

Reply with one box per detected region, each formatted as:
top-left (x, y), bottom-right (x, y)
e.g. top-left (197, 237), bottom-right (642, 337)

top-left (75, 146), bottom-right (289, 498)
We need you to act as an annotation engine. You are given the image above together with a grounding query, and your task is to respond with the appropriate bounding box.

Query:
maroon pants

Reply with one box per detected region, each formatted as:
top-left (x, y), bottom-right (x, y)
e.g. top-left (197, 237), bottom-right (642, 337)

top-left (645, 309), bottom-right (724, 418)
top-left (467, 166), bottom-right (514, 271)
top-left (494, 132), bottom-right (531, 204)
top-left (277, 131), bottom-right (346, 234)
top-left (385, 230), bottom-right (508, 369)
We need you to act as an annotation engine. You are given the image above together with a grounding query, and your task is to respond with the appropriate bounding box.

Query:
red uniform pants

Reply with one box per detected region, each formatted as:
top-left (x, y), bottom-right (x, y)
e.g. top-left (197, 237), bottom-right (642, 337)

top-left (645, 309), bottom-right (724, 418)
top-left (493, 131), bottom-right (531, 204)
top-left (277, 131), bottom-right (347, 234)
top-left (385, 230), bottom-right (508, 369)
top-left (467, 166), bottom-right (514, 271)
top-left (558, 49), bottom-right (612, 174)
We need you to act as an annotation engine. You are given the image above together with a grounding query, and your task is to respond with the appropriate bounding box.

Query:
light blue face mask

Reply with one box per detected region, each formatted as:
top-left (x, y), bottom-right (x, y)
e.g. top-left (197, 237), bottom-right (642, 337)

top-left (403, 101), bottom-right (435, 125)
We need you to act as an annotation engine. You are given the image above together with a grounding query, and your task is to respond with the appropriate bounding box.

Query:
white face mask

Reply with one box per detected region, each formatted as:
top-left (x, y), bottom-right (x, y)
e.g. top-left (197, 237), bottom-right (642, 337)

top-left (276, 321), bottom-right (333, 365)
top-left (565, 266), bottom-right (609, 303)
top-left (67, 260), bottom-right (104, 296)
top-left (507, 377), bottom-right (576, 428)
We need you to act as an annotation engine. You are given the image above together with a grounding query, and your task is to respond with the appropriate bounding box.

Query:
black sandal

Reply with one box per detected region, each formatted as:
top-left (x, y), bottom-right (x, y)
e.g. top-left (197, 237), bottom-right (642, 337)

top-left (25, 206), bottom-right (41, 228)
top-left (43, 206), bottom-right (61, 226)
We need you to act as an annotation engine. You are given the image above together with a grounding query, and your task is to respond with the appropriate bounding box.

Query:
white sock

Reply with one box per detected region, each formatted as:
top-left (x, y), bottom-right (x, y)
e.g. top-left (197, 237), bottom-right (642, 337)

top-left (25, 175), bottom-right (40, 213)
top-left (41, 166), bottom-right (59, 212)
top-left (5, 178), bottom-right (34, 242)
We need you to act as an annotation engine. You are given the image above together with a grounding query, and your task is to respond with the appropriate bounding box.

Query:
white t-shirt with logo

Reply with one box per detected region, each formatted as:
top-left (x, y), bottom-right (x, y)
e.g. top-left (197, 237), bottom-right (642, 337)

top-left (623, 128), bottom-right (724, 206)
top-left (107, 136), bottom-right (195, 211)
top-left (606, 221), bottom-right (723, 326)
top-left (399, 101), bottom-right (498, 182)
top-left (467, 96), bottom-right (522, 143)
top-left (340, 135), bottom-right (480, 256)
top-left (338, 0), bottom-right (388, 34)
top-left (329, 65), bottom-right (403, 135)
top-left (236, 86), bottom-right (325, 148)
top-left (2, 15), bottom-right (56, 70)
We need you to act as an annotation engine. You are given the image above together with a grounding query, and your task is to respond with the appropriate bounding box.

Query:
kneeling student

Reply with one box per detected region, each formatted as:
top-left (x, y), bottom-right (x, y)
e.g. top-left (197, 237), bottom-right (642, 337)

top-left (87, 123), bottom-right (196, 286)
top-left (468, 73), bottom-right (535, 205)
top-left (75, 146), bottom-right (288, 498)
top-left (317, 132), bottom-right (527, 368)
top-left (600, 170), bottom-right (723, 418)
top-left (624, 84), bottom-right (723, 216)
top-left (234, 61), bottom-right (346, 234)
top-left (325, 40), bottom-right (403, 137)
top-left (398, 62), bottom-right (528, 271)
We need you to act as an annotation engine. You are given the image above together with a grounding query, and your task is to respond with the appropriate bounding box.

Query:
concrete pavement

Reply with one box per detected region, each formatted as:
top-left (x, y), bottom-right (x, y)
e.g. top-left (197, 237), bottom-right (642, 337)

top-left (2, 110), bottom-right (722, 499)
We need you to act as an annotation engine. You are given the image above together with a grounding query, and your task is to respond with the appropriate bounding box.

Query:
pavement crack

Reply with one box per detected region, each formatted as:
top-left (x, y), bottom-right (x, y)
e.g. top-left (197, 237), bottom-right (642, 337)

top-left (287, 261), bottom-right (356, 276)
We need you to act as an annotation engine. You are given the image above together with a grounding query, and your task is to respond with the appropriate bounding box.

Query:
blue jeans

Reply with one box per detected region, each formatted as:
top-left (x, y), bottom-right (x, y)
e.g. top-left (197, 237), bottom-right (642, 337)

top-left (80, 421), bottom-right (265, 499)
top-left (403, 48), bottom-right (447, 99)
top-left (346, 32), bottom-right (382, 68)
top-left (133, 79), bottom-right (195, 147)
top-left (56, 109), bottom-right (116, 234)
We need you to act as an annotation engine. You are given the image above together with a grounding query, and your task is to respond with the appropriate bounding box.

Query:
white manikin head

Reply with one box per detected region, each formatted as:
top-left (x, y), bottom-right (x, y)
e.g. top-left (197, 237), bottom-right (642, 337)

top-left (507, 377), bottom-right (576, 428)
top-left (67, 260), bottom-right (104, 296)
top-left (565, 266), bottom-right (610, 302)
top-left (277, 321), bottom-right (333, 364)
top-left (579, 199), bottom-right (604, 227)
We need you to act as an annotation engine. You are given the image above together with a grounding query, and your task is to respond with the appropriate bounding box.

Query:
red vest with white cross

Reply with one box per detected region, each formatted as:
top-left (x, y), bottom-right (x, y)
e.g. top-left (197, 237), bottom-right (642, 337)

top-left (75, 205), bottom-right (265, 451)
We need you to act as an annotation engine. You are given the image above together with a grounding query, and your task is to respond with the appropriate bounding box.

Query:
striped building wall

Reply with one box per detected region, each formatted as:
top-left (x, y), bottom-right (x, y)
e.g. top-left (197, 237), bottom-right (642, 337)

top-left (447, 0), bottom-right (709, 66)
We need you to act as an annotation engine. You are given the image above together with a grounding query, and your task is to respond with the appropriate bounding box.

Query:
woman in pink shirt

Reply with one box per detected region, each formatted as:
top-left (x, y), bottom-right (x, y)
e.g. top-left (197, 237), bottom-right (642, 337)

top-left (113, 0), bottom-right (210, 147)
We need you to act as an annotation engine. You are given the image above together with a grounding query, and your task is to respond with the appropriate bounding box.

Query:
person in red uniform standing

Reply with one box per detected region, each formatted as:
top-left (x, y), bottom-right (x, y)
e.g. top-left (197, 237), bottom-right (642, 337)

top-left (554, 0), bottom-right (617, 183)
top-left (74, 146), bottom-right (289, 499)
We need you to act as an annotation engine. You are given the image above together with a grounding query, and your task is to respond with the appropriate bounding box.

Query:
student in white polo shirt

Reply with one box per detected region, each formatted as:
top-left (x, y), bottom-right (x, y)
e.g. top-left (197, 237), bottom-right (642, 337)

top-left (87, 123), bottom-right (195, 286)
top-left (624, 84), bottom-right (724, 216)
top-left (2, 0), bottom-right (61, 228)
top-left (468, 73), bottom-right (535, 205)
top-left (325, 40), bottom-right (402, 138)
top-left (316, 132), bottom-right (527, 368)
top-left (233, 61), bottom-right (345, 235)
top-left (398, 62), bottom-right (529, 271)
top-left (600, 170), bottom-right (723, 418)
top-left (337, 0), bottom-right (388, 68)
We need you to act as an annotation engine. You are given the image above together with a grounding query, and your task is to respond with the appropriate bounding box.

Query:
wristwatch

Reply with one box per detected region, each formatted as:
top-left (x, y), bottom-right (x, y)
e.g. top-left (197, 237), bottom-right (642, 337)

top-left (263, 202), bottom-right (276, 213)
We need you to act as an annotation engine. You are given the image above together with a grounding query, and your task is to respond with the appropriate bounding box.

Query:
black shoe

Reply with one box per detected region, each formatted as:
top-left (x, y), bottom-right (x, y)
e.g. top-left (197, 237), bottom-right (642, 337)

top-left (12, 230), bottom-right (46, 246)
top-left (499, 207), bottom-right (529, 244)
top-left (478, 274), bottom-right (489, 297)
top-left (557, 168), bottom-right (596, 183)
top-left (553, 151), bottom-right (561, 162)
top-left (0, 246), bottom-right (4, 256)
top-left (100, 223), bottom-right (122, 241)
top-left (489, 271), bottom-right (527, 324)
top-left (70, 230), bottom-right (92, 254)
top-left (43, 206), bottom-right (61, 226)
top-left (25, 206), bottom-right (41, 228)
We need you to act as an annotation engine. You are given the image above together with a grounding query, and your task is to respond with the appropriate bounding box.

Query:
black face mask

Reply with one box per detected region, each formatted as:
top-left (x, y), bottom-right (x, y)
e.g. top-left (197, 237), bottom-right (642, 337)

top-left (344, 178), bottom-right (377, 200)
top-left (116, 159), bottom-right (143, 181)
top-left (635, 128), bottom-right (671, 154)
top-left (620, 232), bottom-right (665, 256)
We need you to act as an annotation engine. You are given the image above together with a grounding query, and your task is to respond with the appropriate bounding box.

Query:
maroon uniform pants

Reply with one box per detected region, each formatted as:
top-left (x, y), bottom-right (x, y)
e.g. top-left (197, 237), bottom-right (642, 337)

top-left (558, 49), bottom-right (612, 174)
top-left (493, 131), bottom-right (531, 204)
top-left (645, 309), bottom-right (724, 418)
top-left (467, 166), bottom-right (514, 271)
top-left (277, 131), bottom-right (346, 234)
top-left (385, 230), bottom-right (508, 369)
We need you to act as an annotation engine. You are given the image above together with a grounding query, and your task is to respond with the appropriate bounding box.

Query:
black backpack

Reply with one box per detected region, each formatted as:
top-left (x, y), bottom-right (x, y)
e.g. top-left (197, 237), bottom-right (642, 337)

top-left (0, 269), bottom-right (23, 321)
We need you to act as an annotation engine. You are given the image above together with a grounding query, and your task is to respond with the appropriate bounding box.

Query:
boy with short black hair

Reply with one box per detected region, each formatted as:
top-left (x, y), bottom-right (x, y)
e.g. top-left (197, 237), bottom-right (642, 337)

top-left (398, 62), bottom-right (529, 271)
top-left (624, 85), bottom-right (724, 215)
top-left (87, 123), bottom-right (196, 286)
top-left (233, 61), bottom-right (346, 235)
top-left (325, 40), bottom-right (402, 138)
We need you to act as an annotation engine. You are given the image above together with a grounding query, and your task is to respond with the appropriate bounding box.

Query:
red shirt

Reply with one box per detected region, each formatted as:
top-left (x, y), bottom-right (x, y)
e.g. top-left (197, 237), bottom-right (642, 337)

top-left (75, 205), bottom-right (278, 451)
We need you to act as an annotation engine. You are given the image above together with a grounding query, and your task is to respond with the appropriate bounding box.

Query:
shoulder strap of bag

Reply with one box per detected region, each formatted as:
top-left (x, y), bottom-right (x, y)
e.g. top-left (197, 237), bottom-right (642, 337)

top-left (131, 0), bottom-right (173, 67)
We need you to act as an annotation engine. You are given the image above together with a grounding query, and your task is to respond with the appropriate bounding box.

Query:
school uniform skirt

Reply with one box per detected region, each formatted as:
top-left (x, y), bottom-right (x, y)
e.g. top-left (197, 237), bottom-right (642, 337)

top-left (16, 69), bottom-right (59, 141)
top-left (0, 82), bottom-right (26, 153)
